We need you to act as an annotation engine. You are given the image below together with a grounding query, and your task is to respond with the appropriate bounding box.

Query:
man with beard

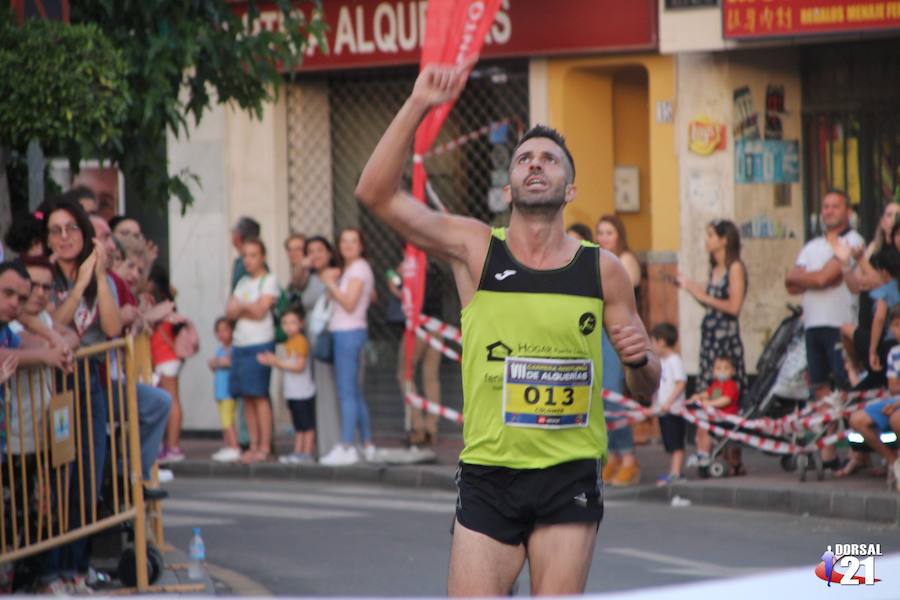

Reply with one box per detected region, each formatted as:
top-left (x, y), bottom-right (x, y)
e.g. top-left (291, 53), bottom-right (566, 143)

top-left (355, 62), bottom-right (660, 595)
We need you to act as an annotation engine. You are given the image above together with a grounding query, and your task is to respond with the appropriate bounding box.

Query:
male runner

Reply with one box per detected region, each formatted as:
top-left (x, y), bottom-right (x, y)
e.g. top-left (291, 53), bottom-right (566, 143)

top-left (356, 61), bottom-right (661, 596)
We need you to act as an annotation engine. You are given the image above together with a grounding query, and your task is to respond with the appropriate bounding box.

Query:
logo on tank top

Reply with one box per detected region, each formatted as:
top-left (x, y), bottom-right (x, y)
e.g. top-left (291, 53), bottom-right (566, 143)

top-left (494, 269), bottom-right (516, 281)
top-left (578, 312), bottom-right (597, 335)
top-left (486, 340), bottom-right (513, 362)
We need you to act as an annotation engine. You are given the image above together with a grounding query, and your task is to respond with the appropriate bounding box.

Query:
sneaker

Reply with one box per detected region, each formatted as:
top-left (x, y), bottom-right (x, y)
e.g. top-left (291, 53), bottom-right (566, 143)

top-left (656, 473), bottom-right (685, 487)
top-left (212, 447), bottom-right (241, 462)
top-left (279, 453), bottom-right (310, 465)
top-left (609, 463), bottom-right (641, 487)
top-left (158, 448), bottom-right (185, 464)
top-left (320, 445), bottom-right (359, 466)
top-left (363, 445), bottom-right (378, 462)
top-left (38, 579), bottom-right (70, 596)
top-left (68, 575), bottom-right (93, 595)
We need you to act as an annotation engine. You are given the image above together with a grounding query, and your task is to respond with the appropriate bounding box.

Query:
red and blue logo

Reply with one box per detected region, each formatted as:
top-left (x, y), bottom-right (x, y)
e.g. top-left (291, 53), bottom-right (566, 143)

top-left (815, 544), bottom-right (882, 586)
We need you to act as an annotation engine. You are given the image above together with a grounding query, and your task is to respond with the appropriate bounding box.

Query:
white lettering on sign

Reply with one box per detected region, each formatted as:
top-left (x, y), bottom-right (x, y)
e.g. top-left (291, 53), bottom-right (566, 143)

top-left (487, 0), bottom-right (512, 44)
top-left (396, 2), bottom-right (417, 50)
top-left (455, 2), bottom-right (485, 65)
top-left (334, 6), bottom-right (355, 55)
top-left (294, 1), bottom-right (512, 60)
top-left (356, 5), bottom-right (376, 53)
top-left (373, 3), bottom-right (399, 53)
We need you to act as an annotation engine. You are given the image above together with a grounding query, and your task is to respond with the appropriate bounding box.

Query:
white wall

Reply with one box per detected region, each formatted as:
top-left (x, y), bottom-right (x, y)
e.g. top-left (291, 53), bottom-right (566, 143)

top-left (528, 58), bottom-right (549, 126)
top-left (676, 50), bottom-right (804, 375)
top-left (659, 3), bottom-right (729, 54)
top-left (168, 92), bottom-right (290, 430)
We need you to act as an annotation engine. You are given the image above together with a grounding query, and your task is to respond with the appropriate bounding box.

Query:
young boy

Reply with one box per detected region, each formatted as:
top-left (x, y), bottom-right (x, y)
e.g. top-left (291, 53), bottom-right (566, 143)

top-left (650, 323), bottom-right (687, 486)
top-left (689, 355), bottom-right (744, 476)
top-left (846, 304), bottom-right (900, 491)
top-left (209, 317), bottom-right (240, 462)
top-left (257, 306), bottom-right (316, 464)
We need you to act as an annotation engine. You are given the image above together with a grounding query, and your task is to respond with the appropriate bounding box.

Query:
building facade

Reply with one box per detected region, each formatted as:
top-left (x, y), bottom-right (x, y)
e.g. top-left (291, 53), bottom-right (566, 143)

top-left (660, 0), bottom-right (900, 375)
top-left (168, 0), bottom-right (681, 430)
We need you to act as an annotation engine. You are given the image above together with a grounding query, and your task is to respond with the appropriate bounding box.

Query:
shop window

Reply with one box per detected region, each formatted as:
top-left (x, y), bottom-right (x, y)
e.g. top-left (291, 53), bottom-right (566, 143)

top-left (802, 40), bottom-right (900, 240)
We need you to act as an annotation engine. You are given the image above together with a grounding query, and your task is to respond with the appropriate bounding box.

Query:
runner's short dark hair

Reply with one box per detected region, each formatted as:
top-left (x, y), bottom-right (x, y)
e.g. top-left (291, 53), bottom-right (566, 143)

top-left (650, 322), bottom-right (678, 348)
top-left (512, 125), bottom-right (575, 184)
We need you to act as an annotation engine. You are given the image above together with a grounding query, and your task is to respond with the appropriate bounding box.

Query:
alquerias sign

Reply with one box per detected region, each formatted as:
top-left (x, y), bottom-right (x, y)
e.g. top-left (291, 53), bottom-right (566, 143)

top-left (236, 0), bottom-right (657, 71)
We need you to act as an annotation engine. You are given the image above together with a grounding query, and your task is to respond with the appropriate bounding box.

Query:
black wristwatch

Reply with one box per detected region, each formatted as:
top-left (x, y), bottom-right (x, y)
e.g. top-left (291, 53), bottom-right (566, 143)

top-left (623, 354), bottom-right (649, 369)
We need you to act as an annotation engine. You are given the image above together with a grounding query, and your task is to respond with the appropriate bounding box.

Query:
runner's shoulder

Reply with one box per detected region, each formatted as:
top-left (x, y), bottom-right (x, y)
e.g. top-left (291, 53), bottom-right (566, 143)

top-left (598, 249), bottom-right (631, 299)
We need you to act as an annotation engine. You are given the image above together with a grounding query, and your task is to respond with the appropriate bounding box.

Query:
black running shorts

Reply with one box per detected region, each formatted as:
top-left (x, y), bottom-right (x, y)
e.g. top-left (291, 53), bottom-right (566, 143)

top-left (454, 458), bottom-right (604, 546)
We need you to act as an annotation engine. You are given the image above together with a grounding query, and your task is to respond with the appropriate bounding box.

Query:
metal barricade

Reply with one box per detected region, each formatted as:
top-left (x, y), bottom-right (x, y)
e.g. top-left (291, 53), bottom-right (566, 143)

top-left (133, 331), bottom-right (168, 551)
top-left (0, 336), bottom-right (150, 590)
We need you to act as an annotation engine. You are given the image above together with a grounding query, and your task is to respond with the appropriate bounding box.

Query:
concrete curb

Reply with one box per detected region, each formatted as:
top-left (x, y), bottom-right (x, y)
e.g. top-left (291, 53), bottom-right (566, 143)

top-left (169, 460), bottom-right (459, 492)
top-left (167, 460), bottom-right (900, 525)
top-left (660, 481), bottom-right (900, 525)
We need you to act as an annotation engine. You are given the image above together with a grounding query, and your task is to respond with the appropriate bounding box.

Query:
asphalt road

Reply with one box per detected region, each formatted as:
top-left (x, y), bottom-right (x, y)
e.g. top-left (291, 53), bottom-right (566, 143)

top-left (161, 477), bottom-right (899, 597)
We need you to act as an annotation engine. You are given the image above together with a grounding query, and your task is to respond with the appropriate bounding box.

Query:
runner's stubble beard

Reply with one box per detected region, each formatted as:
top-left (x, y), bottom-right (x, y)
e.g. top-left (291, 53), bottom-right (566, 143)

top-left (509, 179), bottom-right (567, 220)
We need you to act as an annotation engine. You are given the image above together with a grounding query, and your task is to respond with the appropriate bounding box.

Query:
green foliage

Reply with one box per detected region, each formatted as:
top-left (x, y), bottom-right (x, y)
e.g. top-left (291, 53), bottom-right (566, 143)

top-left (0, 14), bottom-right (128, 156)
top-left (71, 0), bottom-right (327, 211)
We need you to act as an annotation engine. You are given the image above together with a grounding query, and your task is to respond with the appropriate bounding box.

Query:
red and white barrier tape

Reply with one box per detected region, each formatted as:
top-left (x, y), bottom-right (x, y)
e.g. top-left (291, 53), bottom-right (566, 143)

top-left (602, 388), bottom-right (895, 437)
top-left (414, 120), bottom-right (510, 162)
top-left (405, 392), bottom-right (464, 424)
top-left (414, 327), bottom-right (462, 362)
top-left (416, 315), bottom-right (462, 344)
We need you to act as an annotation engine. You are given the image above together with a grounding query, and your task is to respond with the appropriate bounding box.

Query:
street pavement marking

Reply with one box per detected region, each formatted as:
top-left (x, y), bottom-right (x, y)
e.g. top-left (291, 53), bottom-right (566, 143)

top-left (259, 481), bottom-right (459, 501)
top-left (162, 514), bottom-right (235, 528)
top-left (164, 499), bottom-right (364, 520)
top-left (604, 547), bottom-right (767, 579)
top-left (207, 490), bottom-right (456, 514)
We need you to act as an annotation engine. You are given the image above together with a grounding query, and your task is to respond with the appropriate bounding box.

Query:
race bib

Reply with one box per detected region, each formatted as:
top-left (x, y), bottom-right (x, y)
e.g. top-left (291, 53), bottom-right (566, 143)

top-left (502, 357), bottom-right (593, 429)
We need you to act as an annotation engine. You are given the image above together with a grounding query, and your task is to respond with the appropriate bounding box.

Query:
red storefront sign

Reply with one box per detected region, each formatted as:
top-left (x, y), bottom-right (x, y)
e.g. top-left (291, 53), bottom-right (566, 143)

top-left (723, 0), bottom-right (900, 39)
top-left (242, 0), bottom-right (656, 71)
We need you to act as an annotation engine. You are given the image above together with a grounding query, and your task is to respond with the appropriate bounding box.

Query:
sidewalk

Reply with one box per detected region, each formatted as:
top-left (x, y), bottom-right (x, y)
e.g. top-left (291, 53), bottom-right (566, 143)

top-left (168, 434), bottom-right (900, 525)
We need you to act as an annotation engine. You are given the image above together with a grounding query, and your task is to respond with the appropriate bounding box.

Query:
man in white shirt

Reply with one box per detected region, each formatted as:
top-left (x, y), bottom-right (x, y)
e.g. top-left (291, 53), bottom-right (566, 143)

top-left (785, 190), bottom-right (864, 468)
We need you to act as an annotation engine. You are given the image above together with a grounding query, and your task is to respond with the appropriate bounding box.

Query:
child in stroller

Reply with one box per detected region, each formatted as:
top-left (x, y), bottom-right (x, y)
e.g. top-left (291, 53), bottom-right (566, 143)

top-left (688, 355), bottom-right (745, 477)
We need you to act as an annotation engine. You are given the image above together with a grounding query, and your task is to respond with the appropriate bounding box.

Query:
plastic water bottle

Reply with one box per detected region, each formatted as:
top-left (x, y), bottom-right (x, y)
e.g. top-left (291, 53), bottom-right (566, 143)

top-left (188, 527), bottom-right (205, 580)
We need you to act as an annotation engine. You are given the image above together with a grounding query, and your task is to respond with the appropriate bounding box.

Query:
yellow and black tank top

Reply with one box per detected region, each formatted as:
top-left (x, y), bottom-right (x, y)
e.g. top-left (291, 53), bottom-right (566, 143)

top-left (459, 227), bottom-right (606, 469)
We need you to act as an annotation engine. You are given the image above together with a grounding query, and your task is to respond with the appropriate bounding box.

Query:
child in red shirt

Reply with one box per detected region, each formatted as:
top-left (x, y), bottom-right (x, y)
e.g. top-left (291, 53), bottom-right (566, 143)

top-left (689, 355), bottom-right (745, 476)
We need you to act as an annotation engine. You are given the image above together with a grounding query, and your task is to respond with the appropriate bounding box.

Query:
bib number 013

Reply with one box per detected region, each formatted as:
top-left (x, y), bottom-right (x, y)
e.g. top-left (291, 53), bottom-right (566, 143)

top-left (502, 357), bottom-right (593, 429)
top-left (523, 386), bottom-right (575, 406)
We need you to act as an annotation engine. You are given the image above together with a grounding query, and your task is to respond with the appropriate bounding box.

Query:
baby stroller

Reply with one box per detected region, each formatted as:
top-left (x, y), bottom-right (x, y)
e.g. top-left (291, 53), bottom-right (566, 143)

top-left (701, 305), bottom-right (812, 478)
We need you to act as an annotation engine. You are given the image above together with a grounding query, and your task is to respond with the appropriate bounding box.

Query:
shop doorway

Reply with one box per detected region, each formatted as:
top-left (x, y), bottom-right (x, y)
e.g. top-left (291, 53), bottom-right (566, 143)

top-left (802, 40), bottom-right (900, 240)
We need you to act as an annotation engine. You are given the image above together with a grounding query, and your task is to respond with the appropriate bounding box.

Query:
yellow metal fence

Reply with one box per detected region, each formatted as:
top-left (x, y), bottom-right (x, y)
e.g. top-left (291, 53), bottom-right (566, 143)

top-left (0, 335), bottom-right (154, 590)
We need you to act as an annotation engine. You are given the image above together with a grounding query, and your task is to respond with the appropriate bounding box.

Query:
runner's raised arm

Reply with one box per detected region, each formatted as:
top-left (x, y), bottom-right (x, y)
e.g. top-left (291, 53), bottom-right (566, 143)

top-left (355, 61), bottom-right (489, 269)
